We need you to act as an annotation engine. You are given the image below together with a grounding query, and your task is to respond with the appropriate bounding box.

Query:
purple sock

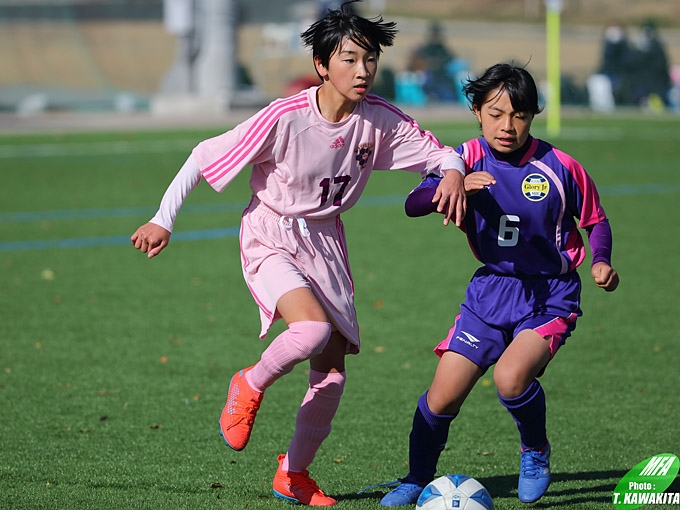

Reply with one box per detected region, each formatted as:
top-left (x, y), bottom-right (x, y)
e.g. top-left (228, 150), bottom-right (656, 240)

top-left (407, 392), bottom-right (457, 484)
top-left (498, 379), bottom-right (547, 450)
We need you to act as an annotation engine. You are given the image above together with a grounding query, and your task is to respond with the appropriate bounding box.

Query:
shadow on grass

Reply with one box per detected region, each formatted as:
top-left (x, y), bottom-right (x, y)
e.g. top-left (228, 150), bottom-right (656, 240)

top-left (338, 469), bottom-right (629, 507)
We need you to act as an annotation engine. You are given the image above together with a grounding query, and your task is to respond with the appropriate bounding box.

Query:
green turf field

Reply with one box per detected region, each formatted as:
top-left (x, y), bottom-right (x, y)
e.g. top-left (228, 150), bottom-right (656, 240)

top-left (1, 114), bottom-right (679, 509)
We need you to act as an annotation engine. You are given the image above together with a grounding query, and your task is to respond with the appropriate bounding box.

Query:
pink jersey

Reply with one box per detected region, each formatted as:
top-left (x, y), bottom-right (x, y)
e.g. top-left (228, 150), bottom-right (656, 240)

top-left (192, 86), bottom-right (463, 217)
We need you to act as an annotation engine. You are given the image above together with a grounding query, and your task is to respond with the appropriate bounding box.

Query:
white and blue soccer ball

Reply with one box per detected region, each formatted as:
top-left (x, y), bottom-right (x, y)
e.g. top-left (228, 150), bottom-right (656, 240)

top-left (416, 474), bottom-right (494, 510)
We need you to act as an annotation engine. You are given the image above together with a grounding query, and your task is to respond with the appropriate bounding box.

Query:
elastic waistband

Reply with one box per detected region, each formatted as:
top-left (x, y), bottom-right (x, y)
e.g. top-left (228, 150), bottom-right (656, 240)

top-left (248, 197), bottom-right (337, 225)
top-left (248, 197), bottom-right (337, 238)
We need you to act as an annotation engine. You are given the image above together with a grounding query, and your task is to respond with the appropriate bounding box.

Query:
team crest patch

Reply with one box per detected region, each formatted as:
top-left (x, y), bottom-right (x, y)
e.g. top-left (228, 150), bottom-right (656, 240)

top-left (522, 173), bottom-right (550, 201)
top-left (355, 142), bottom-right (374, 169)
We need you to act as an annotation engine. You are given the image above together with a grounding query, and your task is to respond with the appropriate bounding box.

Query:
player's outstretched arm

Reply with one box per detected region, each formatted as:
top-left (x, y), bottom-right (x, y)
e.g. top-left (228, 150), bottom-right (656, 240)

top-left (131, 222), bottom-right (171, 259)
top-left (591, 262), bottom-right (619, 292)
top-left (129, 154), bottom-right (201, 259)
top-left (433, 170), bottom-right (466, 227)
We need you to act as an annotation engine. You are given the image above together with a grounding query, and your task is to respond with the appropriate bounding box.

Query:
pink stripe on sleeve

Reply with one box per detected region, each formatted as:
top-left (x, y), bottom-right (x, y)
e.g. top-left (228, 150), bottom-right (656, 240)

top-left (564, 225), bottom-right (586, 271)
top-left (198, 93), bottom-right (310, 187)
top-left (553, 148), bottom-right (606, 228)
top-left (364, 94), bottom-right (444, 148)
top-left (461, 138), bottom-right (485, 169)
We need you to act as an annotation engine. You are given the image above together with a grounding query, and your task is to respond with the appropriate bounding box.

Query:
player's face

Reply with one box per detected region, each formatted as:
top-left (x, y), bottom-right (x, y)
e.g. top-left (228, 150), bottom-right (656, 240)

top-left (474, 87), bottom-right (533, 154)
top-left (315, 37), bottom-right (378, 105)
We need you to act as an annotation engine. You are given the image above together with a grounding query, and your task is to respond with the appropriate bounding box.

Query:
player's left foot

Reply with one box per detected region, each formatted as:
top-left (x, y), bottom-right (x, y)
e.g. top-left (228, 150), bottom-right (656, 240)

top-left (518, 442), bottom-right (551, 503)
top-left (379, 476), bottom-right (425, 507)
top-left (219, 366), bottom-right (263, 451)
top-left (272, 454), bottom-right (337, 506)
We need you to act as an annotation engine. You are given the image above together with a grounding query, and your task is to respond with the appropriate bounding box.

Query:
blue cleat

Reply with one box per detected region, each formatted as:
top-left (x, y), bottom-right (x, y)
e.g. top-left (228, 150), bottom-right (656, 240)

top-left (518, 443), bottom-right (551, 503)
top-left (380, 477), bottom-right (426, 507)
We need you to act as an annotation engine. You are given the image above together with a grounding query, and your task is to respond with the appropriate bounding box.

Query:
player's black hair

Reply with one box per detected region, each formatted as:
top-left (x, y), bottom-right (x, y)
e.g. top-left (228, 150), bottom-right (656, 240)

top-left (463, 63), bottom-right (543, 116)
top-left (300, 0), bottom-right (397, 72)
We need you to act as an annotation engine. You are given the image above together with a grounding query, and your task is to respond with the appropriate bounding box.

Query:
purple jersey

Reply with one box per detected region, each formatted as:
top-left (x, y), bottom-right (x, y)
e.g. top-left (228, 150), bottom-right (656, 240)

top-left (458, 137), bottom-right (607, 276)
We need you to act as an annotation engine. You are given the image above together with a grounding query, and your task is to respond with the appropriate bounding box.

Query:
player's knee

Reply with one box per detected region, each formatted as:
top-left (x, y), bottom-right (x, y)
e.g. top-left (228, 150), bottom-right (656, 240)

top-left (287, 321), bottom-right (332, 360)
top-left (426, 388), bottom-right (462, 416)
top-left (494, 368), bottom-right (529, 399)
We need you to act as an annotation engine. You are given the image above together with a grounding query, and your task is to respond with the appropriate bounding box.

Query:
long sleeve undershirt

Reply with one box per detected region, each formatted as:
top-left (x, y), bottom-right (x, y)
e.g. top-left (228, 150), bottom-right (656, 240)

top-left (149, 154), bottom-right (202, 233)
top-left (585, 218), bottom-right (613, 266)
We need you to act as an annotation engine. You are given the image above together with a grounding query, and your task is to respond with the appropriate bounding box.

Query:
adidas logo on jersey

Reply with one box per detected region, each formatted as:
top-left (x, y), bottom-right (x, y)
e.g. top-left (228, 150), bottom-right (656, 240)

top-left (330, 136), bottom-right (345, 149)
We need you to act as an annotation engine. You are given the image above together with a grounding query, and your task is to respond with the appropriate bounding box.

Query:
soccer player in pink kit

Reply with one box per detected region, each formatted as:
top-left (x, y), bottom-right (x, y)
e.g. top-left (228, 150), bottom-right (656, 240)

top-left (380, 63), bottom-right (620, 506)
top-left (130, 1), bottom-right (466, 506)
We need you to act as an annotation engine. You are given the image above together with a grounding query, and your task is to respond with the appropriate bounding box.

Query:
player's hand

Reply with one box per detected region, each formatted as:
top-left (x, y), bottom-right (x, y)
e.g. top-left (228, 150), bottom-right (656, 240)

top-left (433, 170), bottom-right (466, 227)
top-left (131, 222), bottom-right (171, 259)
top-left (465, 171), bottom-right (496, 194)
top-left (591, 262), bottom-right (619, 292)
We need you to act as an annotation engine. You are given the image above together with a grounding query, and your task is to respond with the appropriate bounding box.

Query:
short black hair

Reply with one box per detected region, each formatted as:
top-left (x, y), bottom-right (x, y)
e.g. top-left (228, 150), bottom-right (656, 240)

top-left (300, 0), bottom-right (397, 70)
top-left (463, 63), bottom-right (543, 115)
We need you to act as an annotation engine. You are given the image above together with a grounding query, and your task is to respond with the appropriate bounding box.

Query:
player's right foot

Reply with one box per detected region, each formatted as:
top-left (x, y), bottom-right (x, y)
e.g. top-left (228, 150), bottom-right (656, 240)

top-left (517, 442), bottom-right (551, 503)
top-left (273, 454), bottom-right (337, 506)
top-left (219, 366), bottom-right (263, 451)
top-left (380, 476), bottom-right (426, 507)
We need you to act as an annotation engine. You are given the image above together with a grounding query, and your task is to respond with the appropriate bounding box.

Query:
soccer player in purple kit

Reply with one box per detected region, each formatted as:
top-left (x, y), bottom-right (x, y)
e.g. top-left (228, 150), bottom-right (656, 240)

top-left (380, 63), bottom-right (619, 506)
top-left (130, 1), bottom-right (466, 506)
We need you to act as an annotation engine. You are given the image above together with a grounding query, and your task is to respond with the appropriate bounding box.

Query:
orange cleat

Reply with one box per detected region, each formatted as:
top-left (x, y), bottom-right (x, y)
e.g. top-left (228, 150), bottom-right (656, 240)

top-left (219, 366), bottom-right (263, 451)
top-left (272, 454), bottom-right (337, 506)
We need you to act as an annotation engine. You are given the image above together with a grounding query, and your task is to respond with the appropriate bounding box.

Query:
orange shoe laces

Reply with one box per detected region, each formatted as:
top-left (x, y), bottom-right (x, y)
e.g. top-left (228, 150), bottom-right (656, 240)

top-left (287, 470), bottom-right (324, 496)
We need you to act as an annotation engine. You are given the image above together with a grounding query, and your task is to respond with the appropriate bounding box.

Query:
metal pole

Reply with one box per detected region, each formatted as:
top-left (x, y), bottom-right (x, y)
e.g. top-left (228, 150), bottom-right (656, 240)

top-left (545, 0), bottom-right (561, 137)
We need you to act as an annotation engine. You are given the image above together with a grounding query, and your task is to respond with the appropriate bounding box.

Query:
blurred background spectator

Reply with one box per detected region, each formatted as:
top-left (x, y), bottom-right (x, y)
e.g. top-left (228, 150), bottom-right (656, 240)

top-left (411, 21), bottom-right (459, 103)
top-left (597, 20), bottom-right (635, 105)
top-left (629, 20), bottom-right (672, 108)
top-left (395, 21), bottom-right (469, 106)
top-left (589, 18), bottom-right (673, 112)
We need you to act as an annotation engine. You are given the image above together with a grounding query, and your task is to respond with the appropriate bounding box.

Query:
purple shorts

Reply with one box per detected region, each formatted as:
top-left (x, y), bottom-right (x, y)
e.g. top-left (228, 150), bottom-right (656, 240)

top-left (435, 267), bottom-right (582, 371)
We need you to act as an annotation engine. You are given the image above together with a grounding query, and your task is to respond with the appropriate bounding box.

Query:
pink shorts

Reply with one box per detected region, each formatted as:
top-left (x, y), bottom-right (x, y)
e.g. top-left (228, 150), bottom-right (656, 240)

top-left (239, 198), bottom-right (360, 353)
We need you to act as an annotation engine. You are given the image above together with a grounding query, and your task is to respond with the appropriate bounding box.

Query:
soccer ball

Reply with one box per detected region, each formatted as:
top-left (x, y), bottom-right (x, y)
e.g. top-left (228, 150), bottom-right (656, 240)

top-left (416, 474), bottom-right (494, 510)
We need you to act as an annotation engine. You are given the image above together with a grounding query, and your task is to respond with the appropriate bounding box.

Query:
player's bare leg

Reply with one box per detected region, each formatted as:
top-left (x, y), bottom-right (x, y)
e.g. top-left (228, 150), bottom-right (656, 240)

top-left (428, 351), bottom-right (484, 415)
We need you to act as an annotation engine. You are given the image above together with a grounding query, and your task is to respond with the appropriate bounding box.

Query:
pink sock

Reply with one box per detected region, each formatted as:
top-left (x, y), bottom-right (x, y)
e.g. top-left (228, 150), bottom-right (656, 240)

top-left (246, 321), bottom-right (331, 392)
top-left (282, 370), bottom-right (346, 473)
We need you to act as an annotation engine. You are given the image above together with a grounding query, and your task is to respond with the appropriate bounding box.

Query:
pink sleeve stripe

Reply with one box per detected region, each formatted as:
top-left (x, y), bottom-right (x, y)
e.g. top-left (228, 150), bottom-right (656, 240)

top-left (553, 148), bottom-right (606, 227)
top-left (461, 138), bottom-right (485, 169)
top-left (203, 91), bottom-right (308, 176)
top-left (202, 92), bottom-right (309, 180)
top-left (364, 93), bottom-right (412, 120)
top-left (202, 93), bottom-right (310, 184)
top-left (564, 224), bottom-right (586, 271)
top-left (364, 94), bottom-right (444, 148)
